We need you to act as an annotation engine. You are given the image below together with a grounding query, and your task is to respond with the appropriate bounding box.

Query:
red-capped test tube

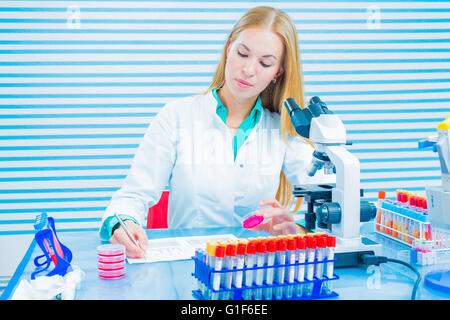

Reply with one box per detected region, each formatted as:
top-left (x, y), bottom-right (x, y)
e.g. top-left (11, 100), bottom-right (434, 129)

top-left (242, 241), bottom-right (256, 300)
top-left (295, 237), bottom-right (307, 298)
top-left (304, 236), bottom-right (317, 297)
top-left (315, 235), bottom-right (327, 279)
top-left (285, 238), bottom-right (297, 299)
top-left (254, 241), bottom-right (267, 300)
top-left (321, 235), bottom-right (336, 295)
top-left (234, 243), bottom-right (246, 291)
top-left (274, 239), bottom-right (287, 300)
top-left (211, 245), bottom-right (225, 300)
top-left (264, 239), bottom-right (277, 300)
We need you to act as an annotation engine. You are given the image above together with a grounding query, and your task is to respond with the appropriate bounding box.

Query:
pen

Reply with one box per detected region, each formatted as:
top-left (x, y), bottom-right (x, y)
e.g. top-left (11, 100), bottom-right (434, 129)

top-left (114, 212), bottom-right (140, 248)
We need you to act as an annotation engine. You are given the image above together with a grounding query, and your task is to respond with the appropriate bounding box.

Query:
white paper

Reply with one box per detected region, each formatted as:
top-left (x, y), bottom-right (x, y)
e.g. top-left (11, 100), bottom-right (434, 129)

top-left (127, 234), bottom-right (237, 264)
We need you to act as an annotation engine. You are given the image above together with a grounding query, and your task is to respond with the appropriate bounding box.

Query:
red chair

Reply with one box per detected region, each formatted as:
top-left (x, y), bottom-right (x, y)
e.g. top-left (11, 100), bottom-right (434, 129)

top-left (146, 191), bottom-right (169, 229)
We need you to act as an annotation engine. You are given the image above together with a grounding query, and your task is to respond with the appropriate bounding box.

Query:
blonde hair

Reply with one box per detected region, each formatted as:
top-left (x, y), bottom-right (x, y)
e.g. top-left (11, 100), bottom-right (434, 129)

top-left (205, 6), bottom-right (307, 213)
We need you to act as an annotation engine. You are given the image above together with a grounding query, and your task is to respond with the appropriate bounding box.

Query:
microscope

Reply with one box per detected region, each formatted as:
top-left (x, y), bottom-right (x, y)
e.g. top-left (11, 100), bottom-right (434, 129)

top-left (285, 96), bottom-right (382, 267)
top-left (419, 116), bottom-right (450, 229)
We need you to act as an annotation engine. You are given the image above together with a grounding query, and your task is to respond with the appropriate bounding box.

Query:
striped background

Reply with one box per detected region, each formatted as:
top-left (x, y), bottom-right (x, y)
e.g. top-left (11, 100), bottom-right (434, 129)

top-left (1, 0), bottom-right (448, 236)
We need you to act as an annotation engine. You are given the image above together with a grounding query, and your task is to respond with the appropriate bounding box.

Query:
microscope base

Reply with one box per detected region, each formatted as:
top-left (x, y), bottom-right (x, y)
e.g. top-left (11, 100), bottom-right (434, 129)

top-left (334, 236), bottom-right (382, 268)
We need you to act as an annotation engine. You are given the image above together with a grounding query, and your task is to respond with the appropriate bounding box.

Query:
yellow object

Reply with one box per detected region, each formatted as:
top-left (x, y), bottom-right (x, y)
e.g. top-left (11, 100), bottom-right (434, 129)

top-left (437, 117), bottom-right (450, 130)
top-left (207, 241), bottom-right (216, 257)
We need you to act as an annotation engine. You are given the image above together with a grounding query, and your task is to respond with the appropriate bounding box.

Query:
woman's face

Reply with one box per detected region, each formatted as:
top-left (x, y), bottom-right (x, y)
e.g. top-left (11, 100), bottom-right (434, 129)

top-left (224, 26), bottom-right (285, 101)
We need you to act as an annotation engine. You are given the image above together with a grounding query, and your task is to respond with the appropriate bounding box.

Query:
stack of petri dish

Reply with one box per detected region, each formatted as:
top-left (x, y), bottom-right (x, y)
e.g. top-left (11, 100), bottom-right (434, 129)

top-left (97, 244), bottom-right (126, 279)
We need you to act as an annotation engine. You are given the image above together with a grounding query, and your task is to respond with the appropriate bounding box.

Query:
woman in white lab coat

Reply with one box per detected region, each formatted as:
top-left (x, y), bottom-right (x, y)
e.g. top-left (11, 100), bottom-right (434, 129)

top-left (100, 6), bottom-right (334, 258)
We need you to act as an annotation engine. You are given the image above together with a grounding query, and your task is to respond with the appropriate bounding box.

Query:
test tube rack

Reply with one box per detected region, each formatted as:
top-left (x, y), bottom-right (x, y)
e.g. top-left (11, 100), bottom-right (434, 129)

top-left (375, 198), bottom-right (450, 265)
top-left (375, 199), bottom-right (431, 247)
top-left (191, 255), bottom-right (339, 300)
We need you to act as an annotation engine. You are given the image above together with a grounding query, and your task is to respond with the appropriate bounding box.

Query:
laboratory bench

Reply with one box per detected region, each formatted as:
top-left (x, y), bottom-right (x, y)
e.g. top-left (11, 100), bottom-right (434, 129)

top-left (1, 222), bottom-right (449, 300)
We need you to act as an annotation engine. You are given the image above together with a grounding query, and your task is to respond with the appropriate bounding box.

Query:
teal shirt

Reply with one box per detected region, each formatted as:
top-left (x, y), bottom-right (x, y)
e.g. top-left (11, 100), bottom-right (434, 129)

top-left (212, 88), bottom-right (262, 161)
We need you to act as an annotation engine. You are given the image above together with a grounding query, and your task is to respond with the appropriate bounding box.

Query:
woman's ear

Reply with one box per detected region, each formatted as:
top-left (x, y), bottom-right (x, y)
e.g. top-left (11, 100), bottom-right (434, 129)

top-left (275, 65), bottom-right (285, 79)
top-left (225, 40), bottom-right (232, 58)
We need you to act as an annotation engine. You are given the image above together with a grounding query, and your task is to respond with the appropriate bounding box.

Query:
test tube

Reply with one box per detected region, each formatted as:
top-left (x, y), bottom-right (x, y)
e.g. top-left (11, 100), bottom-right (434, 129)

top-left (195, 249), bottom-right (204, 293)
top-left (304, 236), bottom-right (317, 297)
top-left (285, 238), bottom-right (297, 299)
top-left (242, 241), bottom-right (256, 300)
top-left (295, 236), bottom-right (306, 298)
top-left (264, 239), bottom-right (277, 300)
top-left (254, 241), bottom-right (267, 300)
top-left (376, 190), bottom-right (385, 231)
top-left (222, 243), bottom-right (236, 300)
top-left (234, 242), bottom-right (246, 294)
top-left (315, 235), bottom-right (326, 279)
top-left (315, 235), bottom-right (327, 294)
top-left (392, 211), bottom-right (398, 238)
top-left (211, 245), bottom-right (225, 300)
top-left (384, 205), bottom-right (391, 235)
top-left (206, 241), bottom-right (216, 300)
top-left (321, 235), bottom-right (336, 296)
top-left (274, 239), bottom-right (287, 300)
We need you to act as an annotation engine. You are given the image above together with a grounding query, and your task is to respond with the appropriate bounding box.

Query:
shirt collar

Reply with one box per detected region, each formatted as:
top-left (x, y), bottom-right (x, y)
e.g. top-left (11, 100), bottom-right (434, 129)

top-left (212, 87), bottom-right (262, 124)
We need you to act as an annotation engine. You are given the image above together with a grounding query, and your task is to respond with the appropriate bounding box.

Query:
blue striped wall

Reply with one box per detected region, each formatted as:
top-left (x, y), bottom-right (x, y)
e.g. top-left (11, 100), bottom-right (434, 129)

top-left (1, 0), bottom-right (448, 235)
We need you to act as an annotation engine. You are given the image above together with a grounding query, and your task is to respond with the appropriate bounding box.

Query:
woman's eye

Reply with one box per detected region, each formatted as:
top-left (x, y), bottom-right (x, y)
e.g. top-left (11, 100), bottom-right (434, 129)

top-left (260, 61), bottom-right (271, 68)
top-left (237, 51), bottom-right (248, 57)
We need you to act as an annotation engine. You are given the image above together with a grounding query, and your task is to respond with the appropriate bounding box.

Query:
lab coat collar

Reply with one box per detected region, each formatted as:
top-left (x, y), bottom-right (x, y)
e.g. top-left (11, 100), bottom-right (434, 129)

top-left (211, 88), bottom-right (262, 126)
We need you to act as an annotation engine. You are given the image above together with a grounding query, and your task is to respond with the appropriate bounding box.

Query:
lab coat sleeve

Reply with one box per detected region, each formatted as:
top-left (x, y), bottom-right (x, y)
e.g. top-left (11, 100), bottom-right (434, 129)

top-left (99, 101), bottom-right (178, 238)
top-left (281, 134), bottom-right (336, 186)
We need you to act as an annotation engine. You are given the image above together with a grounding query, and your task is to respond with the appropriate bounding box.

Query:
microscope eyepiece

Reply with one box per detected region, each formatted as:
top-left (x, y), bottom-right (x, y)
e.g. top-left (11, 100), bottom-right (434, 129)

top-left (283, 98), bottom-right (312, 138)
top-left (284, 97), bottom-right (301, 114)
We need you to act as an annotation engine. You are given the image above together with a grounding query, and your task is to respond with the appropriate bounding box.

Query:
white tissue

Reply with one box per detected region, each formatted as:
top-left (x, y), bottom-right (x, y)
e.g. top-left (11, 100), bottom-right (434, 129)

top-left (11, 266), bottom-right (85, 300)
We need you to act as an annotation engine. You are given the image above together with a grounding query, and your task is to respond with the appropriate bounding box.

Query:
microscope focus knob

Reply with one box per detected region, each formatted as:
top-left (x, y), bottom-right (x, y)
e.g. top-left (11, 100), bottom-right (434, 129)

top-left (316, 202), bottom-right (341, 225)
top-left (360, 201), bottom-right (377, 222)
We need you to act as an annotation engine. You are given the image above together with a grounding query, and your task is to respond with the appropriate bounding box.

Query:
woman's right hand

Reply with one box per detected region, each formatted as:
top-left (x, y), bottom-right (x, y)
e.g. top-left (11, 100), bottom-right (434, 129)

top-left (109, 220), bottom-right (149, 258)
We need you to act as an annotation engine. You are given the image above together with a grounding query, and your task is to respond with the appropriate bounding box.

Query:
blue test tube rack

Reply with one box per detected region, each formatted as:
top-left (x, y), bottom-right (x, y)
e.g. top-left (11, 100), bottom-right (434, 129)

top-left (191, 256), bottom-right (339, 300)
top-left (375, 199), bottom-right (431, 247)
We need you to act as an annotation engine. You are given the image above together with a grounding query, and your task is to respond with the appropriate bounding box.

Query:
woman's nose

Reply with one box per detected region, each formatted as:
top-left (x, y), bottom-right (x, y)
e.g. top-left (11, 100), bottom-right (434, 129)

top-left (242, 59), bottom-right (256, 77)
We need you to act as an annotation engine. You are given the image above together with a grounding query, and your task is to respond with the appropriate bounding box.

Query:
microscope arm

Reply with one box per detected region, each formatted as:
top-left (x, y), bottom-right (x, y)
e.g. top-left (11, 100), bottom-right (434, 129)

top-left (322, 145), bottom-right (361, 243)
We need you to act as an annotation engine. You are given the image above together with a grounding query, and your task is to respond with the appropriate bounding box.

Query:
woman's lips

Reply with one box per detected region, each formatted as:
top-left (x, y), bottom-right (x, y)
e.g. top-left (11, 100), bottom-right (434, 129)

top-left (236, 79), bottom-right (252, 88)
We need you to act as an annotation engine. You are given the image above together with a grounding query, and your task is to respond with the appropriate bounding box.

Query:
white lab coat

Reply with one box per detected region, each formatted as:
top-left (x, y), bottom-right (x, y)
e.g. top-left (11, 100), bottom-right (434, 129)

top-left (101, 90), bottom-right (335, 230)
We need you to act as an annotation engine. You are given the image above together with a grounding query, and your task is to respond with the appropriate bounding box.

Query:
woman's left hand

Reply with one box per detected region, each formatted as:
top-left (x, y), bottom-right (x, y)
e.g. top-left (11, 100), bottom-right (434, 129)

top-left (249, 198), bottom-right (304, 235)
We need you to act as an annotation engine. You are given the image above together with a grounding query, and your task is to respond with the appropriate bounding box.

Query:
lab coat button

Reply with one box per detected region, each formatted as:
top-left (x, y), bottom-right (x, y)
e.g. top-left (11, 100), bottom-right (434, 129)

top-left (240, 164), bottom-right (244, 168)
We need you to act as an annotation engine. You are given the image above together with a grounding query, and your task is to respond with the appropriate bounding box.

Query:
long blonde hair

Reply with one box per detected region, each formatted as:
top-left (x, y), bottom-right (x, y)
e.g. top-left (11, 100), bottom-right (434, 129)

top-left (205, 6), bottom-right (306, 213)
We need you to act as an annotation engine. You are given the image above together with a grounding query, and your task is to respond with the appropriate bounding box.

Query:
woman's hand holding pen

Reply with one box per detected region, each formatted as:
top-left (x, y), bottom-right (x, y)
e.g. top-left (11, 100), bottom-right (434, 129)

top-left (110, 220), bottom-right (149, 258)
top-left (250, 198), bottom-right (307, 236)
